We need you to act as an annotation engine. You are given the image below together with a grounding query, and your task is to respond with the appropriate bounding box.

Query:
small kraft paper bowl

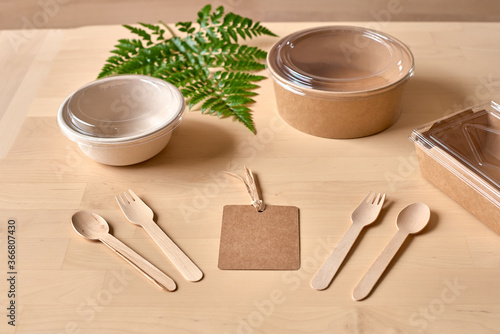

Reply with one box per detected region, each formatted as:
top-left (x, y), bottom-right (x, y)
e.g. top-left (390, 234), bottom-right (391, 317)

top-left (266, 26), bottom-right (414, 139)
top-left (57, 74), bottom-right (185, 166)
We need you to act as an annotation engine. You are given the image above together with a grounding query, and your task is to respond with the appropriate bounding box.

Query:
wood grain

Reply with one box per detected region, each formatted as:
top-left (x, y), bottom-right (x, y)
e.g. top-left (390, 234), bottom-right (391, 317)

top-left (1, 22), bottom-right (500, 333)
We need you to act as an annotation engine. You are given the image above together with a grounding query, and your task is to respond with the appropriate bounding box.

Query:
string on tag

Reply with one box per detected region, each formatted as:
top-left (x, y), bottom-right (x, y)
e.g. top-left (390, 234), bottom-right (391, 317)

top-left (226, 166), bottom-right (266, 212)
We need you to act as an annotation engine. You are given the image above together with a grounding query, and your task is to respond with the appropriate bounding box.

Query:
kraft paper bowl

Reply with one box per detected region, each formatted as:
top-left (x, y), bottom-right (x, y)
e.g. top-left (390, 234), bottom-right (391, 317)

top-left (266, 26), bottom-right (414, 139)
top-left (57, 75), bottom-right (185, 166)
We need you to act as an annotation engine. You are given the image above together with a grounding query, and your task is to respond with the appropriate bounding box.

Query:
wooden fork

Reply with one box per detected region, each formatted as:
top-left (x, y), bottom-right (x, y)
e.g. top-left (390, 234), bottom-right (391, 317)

top-left (116, 189), bottom-right (203, 282)
top-left (311, 191), bottom-right (386, 290)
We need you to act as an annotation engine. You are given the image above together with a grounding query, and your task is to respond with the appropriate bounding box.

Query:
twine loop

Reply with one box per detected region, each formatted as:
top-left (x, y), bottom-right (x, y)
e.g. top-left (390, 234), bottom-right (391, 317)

top-left (226, 166), bottom-right (265, 212)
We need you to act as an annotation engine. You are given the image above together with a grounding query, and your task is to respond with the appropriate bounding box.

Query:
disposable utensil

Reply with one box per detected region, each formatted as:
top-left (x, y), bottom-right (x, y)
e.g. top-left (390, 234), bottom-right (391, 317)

top-left (311, 192), bottom-right (386, 290)
top-left (71, 211), bottom-right (176, 291)
top-left (352, 202), bottom-right (431, 301)
top-left (116, 189), bottom-right (203, 282)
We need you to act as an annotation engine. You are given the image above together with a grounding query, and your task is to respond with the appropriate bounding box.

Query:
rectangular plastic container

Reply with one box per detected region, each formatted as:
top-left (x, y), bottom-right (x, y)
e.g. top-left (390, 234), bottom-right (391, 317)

top-left (410, 101), bottom-right (500, 235)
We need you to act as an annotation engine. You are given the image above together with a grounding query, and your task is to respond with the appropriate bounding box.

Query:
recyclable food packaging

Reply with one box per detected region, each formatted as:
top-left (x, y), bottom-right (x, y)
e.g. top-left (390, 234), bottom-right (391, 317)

top-left (410, 101), bottom-right (500, 235)
top-left (267, 26), bottom-right (414, 139)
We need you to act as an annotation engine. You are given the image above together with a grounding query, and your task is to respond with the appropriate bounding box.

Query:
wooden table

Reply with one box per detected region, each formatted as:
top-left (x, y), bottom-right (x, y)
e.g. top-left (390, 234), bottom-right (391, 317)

top-left (1, 22), bottom-right (500, 334)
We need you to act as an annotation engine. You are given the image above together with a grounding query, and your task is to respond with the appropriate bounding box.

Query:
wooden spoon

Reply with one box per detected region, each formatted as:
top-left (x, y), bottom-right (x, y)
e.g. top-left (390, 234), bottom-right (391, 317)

top-left (71, 211), bottom-right (176, 291)
top-left (352, 203), bottom-right (430, 301)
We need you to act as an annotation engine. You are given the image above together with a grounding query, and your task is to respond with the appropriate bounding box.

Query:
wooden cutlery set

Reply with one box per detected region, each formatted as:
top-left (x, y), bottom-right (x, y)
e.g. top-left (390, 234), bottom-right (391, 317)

top-left (71, 189), bottom-right (203, 292)
top-left (72, 189), bottom-right (429, 300)
top-left (311, 192), bottom-right (430, 300)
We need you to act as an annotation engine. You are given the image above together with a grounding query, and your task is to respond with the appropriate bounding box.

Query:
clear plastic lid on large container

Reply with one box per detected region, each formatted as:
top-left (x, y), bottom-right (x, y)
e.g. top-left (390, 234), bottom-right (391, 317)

top-left (266, 26), bottom-right (414, 96)
top-left (60, 75), bottom-right (185, 143)
top-left (410, 101), bottom-right (500, 205)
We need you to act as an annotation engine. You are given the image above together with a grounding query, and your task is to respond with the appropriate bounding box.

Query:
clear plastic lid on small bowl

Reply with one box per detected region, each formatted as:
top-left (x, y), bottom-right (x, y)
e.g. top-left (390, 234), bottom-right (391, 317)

top-left (266, 26), bottom-right (414, 96)
top-left (410, 101), bottom-right (500, 204)
top-left (59, 75), bottom-right (185, 143)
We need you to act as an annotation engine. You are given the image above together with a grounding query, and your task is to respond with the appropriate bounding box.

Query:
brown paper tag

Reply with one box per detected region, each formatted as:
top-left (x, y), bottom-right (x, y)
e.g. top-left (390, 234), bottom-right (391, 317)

top-left (218, 205), bottom-right (300, 270)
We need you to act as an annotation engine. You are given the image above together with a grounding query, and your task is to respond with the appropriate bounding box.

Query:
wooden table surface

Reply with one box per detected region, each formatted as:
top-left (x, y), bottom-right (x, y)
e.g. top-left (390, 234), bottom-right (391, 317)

top-left (1, 22), bottom-right (500, 334)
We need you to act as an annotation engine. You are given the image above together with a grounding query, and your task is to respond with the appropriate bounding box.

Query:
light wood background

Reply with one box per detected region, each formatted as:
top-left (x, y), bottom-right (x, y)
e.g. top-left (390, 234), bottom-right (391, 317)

top-left (1, 20), bottom-right (500, 333)
top-left (0, 0), bottom-right (500, 30)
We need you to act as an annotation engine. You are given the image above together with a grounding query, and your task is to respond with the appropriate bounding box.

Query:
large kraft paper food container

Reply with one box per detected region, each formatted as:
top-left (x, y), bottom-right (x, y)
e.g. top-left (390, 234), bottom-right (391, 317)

top-left (410, 101), bottom-right (500, 235)
top-left (266, 26), bottom-right (414, 139)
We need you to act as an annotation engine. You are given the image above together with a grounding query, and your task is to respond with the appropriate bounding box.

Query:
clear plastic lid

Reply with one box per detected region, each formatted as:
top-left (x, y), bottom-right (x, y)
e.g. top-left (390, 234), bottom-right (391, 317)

top-left (267, 26), bottom-right (414, 96)
top-left (411, 101), bottom-right (500, 199)
top-left (60, 75), bottom-right (185, 143)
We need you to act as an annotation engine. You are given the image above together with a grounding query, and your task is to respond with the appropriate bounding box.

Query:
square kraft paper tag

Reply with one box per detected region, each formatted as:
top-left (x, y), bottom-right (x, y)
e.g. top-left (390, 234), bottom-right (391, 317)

top-left (218, 205), bottom-right (300, 270)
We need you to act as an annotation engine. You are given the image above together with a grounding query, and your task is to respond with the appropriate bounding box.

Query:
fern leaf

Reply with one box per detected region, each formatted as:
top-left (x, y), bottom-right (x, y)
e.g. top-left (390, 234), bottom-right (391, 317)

top-left (200, 96), bottom-right (221, 113)
top-left (222, 88), bottom-right (258, 97)
top-left (225, 95), bottom-right (255, 107)
top-left (98, 5), bottom-right (277, 133)
top-left (231, 106), bottom-right (255, 133)
top-left (250, 21), bottom-right (277, 37)
top-left (223, 59), bottom-right (266, 71)
top-left (139, 22), bottom-right (166, 41)
top-left (197, 4), bottom-right (212, 28)
top-left (209, 100), bottom-right (230, 116)
top-left (123, 25), bottom-right (153, 45)
top-left (210, 6), bottom-right (224, 24)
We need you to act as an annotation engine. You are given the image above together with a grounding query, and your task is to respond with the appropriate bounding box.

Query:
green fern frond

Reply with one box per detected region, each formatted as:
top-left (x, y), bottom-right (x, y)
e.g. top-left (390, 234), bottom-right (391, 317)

top-left (98, 4), bottom-right (277, 133)
top-left (123, 25), bottom-right (153, 45)
top-left (200, 96), bottom-right (220, 112)
top-left (196, 4), bottom-right (212, 28)
top-left (139, 22), bottom-right (166, 41)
